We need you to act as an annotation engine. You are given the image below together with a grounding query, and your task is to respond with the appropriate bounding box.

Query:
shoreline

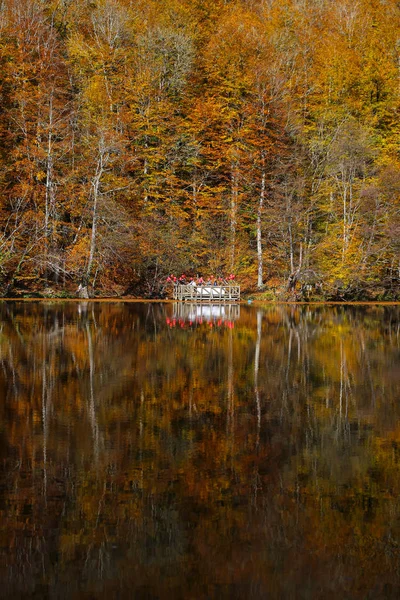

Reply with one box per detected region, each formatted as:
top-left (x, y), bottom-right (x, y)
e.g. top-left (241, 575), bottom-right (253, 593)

top-left (1, 297), bottom-right (400, 306)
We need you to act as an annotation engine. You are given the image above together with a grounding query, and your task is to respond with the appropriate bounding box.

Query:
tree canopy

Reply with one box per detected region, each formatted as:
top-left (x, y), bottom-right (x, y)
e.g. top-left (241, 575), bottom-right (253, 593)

top-left (0, 0), bottom-right (399, 299)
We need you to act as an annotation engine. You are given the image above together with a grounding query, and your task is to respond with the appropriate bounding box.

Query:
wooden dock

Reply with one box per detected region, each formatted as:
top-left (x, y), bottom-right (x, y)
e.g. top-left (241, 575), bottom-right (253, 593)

top-left (173, 283), bottom-right (240, 302)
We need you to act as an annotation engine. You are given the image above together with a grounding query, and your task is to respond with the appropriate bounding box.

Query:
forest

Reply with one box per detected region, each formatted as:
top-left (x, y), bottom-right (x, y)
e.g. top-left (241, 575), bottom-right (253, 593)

top-left (0, 0), bottom-right (399, 299)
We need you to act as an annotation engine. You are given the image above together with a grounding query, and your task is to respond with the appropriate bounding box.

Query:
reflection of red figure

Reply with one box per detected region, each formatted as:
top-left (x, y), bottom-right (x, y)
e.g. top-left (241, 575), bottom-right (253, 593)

top-left (167, 315), bottom-right (236, 329)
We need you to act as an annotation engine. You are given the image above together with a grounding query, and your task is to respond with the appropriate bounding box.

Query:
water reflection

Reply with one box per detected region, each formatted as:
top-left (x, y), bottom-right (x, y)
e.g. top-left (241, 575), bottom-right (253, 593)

top-left (0, 301), bottom-right (399, 598)
top-left (170, 302), bottom-right (240, 327)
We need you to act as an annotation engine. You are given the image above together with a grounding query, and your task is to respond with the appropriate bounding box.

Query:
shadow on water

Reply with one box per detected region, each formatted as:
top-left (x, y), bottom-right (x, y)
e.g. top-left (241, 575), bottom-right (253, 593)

top-left (0, 301), bottom-right (399, 598)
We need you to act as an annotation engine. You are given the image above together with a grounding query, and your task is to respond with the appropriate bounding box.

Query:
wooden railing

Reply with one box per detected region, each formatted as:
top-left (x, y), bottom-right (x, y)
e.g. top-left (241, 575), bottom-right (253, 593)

top-left (172, 284), bottom-right (240, 302)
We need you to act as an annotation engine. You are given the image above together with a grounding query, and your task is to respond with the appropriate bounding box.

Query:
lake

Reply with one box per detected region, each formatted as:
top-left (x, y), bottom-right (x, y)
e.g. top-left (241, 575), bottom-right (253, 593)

top-left (0, 301), bottom-right (399, 598)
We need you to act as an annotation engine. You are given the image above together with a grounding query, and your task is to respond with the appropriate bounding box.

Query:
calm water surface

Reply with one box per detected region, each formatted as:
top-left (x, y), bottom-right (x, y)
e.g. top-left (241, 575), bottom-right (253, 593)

top-left (0, 301), bottom-right (400, 599)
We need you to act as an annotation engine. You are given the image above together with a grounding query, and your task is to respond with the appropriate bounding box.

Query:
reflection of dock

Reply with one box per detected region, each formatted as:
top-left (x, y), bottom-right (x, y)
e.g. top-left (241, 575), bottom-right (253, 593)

top-left (173, 284), bottom-right (240, 302)
top-left (172, 302), bottom-right (240, 323)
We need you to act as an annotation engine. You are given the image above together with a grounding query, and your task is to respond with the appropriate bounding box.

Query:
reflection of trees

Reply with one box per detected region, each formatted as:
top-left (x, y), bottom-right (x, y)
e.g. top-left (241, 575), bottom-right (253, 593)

top-left (0, 302), bottom-right (399, 597)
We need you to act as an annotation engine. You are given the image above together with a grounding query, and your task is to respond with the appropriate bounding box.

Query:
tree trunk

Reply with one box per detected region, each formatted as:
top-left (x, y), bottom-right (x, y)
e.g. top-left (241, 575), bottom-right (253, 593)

top-left (257, 169), bottom-right (266, 289)
top-left (230, 162), bottom-right (239, 271)
top-left (85, 142), bottom-right (106, 286)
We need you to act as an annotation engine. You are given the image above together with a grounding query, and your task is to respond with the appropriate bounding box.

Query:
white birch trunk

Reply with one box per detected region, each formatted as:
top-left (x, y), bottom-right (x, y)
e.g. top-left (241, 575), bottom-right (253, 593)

top-left (257, 170), bottom-right (266, 289)
top-left (230, 164), bottom-right (239, 272)
top-left (86, 143), bottom-right (107, 285)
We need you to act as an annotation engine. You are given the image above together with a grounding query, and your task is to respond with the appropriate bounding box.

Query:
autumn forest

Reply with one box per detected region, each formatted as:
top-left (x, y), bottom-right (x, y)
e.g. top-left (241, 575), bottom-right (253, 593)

top-left (0, 0), bottom-right (400, 299)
